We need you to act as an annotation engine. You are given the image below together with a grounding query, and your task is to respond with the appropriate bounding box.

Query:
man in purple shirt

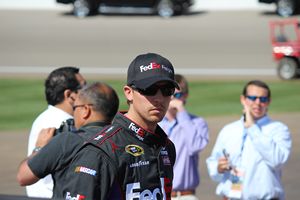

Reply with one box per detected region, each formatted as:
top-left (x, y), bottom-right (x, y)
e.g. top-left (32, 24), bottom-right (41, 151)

top-left (159, 74), bottom-right (209, 200)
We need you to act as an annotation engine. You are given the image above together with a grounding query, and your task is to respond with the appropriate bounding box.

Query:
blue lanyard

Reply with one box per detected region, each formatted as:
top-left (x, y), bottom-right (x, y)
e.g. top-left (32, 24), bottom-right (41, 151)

top-left (240, 129), bottom-right (247, 154)
top-left (168, 119), bottom-right (178, 135)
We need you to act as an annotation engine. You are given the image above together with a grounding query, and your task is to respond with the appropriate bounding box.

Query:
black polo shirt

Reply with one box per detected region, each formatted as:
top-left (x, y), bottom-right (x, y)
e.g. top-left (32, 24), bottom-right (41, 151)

top-left (28, 121), bottom-right (109, 199)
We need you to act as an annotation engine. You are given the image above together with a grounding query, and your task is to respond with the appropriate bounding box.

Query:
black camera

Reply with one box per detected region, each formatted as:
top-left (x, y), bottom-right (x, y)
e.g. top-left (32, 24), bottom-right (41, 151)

top-left (54, 118), bottom-right (76, 136)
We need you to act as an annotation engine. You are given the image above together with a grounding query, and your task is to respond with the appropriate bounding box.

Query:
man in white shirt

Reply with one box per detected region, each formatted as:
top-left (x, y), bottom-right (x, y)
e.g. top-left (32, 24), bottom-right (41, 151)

top-left (26, 66), bottom-right (86, 198)
top-left (206, 80), bottom-right (291, 200)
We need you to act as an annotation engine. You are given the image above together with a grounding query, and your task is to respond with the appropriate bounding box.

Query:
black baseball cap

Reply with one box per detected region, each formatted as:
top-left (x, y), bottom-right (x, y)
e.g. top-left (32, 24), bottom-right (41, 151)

top-left (127, 53), bottom-right (179, 90)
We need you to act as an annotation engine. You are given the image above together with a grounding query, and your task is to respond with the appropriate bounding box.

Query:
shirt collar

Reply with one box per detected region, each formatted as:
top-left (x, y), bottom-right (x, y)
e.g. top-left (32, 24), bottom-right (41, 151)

top-left (256, 115), bottom-right (270, 126)
top-left (48, 105), bottom-right (72, 118)
top-left (113, 112), bottom-right (169, 146)
top-left (240, 114), bottom-right (270, 126)
top-left (80, 121), bottom-right (110, 129)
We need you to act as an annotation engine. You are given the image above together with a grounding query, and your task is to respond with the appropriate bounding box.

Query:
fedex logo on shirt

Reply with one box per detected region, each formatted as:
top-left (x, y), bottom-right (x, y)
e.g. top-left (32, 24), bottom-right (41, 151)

top-left (126, 178), bottom-right (171, 200)
top-left (129, 122), bottom-right (145, 141)
top-left (140, 62), bottom-right (161, 72)
top-left (65, 192), bottom-right (85, 200)
top-left (126, 182), bottom-right (161, 200)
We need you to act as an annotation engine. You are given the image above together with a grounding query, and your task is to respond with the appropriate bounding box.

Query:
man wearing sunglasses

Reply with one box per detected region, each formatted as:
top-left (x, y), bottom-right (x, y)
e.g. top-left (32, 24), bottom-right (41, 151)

top-left (206, 80), bottom-right (292, 200)
top-left (110, 53), bottom-right (179, 199)
top-left (159, 74), bottom-right (209, 200)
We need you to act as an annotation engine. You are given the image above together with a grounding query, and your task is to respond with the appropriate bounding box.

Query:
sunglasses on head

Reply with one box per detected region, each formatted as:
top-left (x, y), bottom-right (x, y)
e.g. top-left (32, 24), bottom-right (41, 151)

top-left (131, 84), bottom-right (175, 97)
top-left (246, 95), bottom-right (269, 103)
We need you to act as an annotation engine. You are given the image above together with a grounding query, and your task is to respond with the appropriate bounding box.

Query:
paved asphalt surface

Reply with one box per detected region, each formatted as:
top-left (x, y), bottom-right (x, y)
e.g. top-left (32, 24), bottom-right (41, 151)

top-left (0, 9), bottom-right (299, 77)
top-left (0, 8), bottom-right (300, 199)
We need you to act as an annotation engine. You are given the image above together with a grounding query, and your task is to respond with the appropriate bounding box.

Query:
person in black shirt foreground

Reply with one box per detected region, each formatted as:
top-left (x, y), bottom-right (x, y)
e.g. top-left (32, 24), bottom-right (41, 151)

top-left (17, 82), bottom-right (119, 199)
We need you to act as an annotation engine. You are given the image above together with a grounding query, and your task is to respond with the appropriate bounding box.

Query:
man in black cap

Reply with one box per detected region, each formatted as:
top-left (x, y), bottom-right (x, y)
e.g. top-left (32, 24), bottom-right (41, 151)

top-left (46, 53), bottom-right (179, 200)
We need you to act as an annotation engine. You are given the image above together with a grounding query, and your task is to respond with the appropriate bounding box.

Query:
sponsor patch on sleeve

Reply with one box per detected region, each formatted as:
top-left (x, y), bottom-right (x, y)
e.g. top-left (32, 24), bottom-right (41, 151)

top-left (74, 166), bottom-right (97, 176)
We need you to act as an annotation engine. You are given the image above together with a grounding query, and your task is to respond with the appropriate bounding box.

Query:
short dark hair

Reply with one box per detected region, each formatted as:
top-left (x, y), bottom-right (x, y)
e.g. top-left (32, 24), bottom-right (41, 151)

top-left (175, 74), bottom-right (189, 94)
top-left (79, 82), bottom-right (119, 122)
top-left (45, 67), bottom-right (81, 106)
top-left (242, 80), bottom-right (271, 98)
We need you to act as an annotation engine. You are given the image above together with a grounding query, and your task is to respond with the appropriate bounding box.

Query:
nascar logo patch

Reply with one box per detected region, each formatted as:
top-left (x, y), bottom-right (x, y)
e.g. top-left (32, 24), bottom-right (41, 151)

top-left (125, 144), bottom-right (144, 157)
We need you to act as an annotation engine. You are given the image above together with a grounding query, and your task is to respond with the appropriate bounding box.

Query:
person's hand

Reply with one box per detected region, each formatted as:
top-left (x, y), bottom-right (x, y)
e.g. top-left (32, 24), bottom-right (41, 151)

top-left (35, 127), bottom-right (56, 148)
top-left (169, 98), bottom-right (185, 112)
top-left (217, 157), bottom-right (232, 173)
top-left (242, 101), bottom-right (255, 128)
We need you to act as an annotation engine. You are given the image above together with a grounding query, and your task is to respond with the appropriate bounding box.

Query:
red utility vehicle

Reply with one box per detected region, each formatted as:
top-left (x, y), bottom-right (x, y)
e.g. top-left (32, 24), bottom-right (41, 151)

top-left (269, 18), bottom-right (300, 79)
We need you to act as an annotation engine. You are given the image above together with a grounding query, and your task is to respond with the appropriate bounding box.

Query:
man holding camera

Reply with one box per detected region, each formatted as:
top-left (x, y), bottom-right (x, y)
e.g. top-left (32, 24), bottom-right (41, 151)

top-left (17, 82), bottom-right (119, 198)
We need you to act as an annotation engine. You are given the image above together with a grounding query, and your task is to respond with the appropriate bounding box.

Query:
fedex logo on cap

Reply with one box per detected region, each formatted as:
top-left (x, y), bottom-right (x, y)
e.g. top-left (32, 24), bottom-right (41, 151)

top-left (140, 62), bottom-right (161, 72)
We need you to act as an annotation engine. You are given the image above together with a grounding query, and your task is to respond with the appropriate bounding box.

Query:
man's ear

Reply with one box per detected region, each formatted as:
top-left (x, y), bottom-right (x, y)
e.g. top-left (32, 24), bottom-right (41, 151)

top-left (124, 86), bottom-right (133, 102)
top-left (82, 105), bottom-right (91, 120)
top-left (65, 89), bottom-right (75, 102)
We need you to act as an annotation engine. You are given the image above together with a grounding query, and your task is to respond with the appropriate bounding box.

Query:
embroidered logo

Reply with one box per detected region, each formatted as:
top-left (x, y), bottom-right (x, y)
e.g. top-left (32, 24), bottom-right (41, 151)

top-left (125, 144), bottom-right (144, 157)
top-left (140, 62), bottom-right (161, 72)
top-left (128, 122), bottom-right (145, 141)
top-left (94, 134), bottom-right (104, 141)
top-left (160, 147), bottom-right (169, 156)
top-left (74, 166), bottom-right (97, 176)
top-left (161, 156), bottom-right (171, 165)
top-left (129, 160), bottom-right (150, 168)
top-left (65, 192), bottom-right (85, 200)
top-left (110, 140), bottom-right (120, 153)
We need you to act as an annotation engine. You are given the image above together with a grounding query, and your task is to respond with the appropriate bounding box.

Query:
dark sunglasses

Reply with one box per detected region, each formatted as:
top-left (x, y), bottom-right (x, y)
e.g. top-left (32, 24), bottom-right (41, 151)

top-left (131, 84), bottom-right (175, 97)
top-left (173, 92), bottom-right (184, 99)
top-left (246, 95), bottom-right (269, 103)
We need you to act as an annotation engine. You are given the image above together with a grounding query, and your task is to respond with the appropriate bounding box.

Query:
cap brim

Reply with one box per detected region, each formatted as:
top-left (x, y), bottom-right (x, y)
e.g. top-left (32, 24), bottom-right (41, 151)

top-left (134, 76), bottom-right (179, 90)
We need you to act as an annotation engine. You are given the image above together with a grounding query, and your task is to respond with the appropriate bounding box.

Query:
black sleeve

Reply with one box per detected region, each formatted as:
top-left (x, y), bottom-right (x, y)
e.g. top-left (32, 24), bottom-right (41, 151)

top-left (168, 140), bottom-right (176, 167)
top-left (61, 144), bottom-right (118, 200)
top-left (28, 133), bottom-right (83, 178)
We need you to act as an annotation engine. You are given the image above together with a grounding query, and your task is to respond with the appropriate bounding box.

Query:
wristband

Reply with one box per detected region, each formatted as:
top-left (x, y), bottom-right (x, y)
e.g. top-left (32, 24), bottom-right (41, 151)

top-left (32, 146), bottom-right (42, 154)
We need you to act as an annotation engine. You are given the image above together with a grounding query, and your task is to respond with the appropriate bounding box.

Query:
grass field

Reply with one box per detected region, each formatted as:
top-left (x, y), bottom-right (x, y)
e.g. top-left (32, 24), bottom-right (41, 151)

top-left (0, 78), bottom-right (299, 131)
